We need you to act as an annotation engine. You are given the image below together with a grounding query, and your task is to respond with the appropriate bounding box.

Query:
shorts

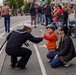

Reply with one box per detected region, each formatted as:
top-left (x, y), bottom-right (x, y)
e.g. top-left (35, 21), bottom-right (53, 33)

top-left (31, 16), bottom-right (36, 21)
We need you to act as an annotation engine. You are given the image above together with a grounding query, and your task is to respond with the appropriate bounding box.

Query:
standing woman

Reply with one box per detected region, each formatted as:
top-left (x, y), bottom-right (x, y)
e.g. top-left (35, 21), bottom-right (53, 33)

top-left (53, 5), bottom-right (64, 28)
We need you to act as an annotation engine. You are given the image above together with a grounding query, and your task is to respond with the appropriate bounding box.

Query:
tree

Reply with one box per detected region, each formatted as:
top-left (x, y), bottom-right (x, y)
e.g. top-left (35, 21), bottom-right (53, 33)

top-left (15, 0), bottom-right (24, 14)
top-left (4, 0), bottom-right (18, 9)
top-left (23, 2), bottom-right (31, 13)
top-left (47, 0), bottom-right (51, 4)
top-left (16, 0), bottom-right (24, 8)
top-left (4, 0), bottom-right (18, 15)
top-left (4, 0), bottom-right (25, 15)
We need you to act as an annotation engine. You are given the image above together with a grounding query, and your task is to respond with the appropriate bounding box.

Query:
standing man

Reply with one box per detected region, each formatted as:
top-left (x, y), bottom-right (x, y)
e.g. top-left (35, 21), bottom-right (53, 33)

top-left (2, 2), bottom-right (11, 32)
top-left (45, 3), bottom-right (53, 27)
top-left (62, 4), bottom-right (69, 27)
top-left (36, 5), bottom-right (42, 24)
top-left (29, 4), bottom-right (37, 28)
top-left (5, 23), bottom-right (43, 69)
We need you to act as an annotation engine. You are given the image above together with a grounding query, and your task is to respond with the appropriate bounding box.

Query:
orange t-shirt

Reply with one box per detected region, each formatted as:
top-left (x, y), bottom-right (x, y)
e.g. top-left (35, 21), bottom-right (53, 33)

top-left (44, 32), bottom-right (58, 49)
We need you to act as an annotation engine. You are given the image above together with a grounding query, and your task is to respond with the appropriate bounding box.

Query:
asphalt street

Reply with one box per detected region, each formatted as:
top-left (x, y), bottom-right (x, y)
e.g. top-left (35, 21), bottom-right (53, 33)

top-left (0, 16), bottom-right (76, 75)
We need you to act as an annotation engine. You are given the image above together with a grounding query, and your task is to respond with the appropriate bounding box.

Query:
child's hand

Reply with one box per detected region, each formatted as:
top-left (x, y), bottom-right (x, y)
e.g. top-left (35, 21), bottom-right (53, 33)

top-left (49, 50), bottom-right (55, 52)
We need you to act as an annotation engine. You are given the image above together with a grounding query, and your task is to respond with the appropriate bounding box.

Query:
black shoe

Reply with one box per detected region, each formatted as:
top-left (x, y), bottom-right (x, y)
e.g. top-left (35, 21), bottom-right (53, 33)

top-left (5, 29), bottom-right (7, 32)
top-left (16, 64), bottom-right (26, 69)
top-left (34, 26), bottom-right (37, 28)
top-left (11, 64), bottom-right (16, 68)
top-left (20, 66), bottom-right (26, 69)
top-left (8, 29), bottom-right (10, 33)
top-left (73, 36), bottom-right (76, 39)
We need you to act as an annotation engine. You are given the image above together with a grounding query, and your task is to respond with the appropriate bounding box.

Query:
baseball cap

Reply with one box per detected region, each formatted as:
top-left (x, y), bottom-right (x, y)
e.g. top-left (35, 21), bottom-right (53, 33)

top-left (24, 23), bottom-right (32, 29)
top-left (46, 25), bottom-right (55, 31)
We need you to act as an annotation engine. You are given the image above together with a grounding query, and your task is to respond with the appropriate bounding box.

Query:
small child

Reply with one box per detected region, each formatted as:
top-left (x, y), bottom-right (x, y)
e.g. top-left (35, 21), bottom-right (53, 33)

top-left (43, 25), bottom-right (58, 62)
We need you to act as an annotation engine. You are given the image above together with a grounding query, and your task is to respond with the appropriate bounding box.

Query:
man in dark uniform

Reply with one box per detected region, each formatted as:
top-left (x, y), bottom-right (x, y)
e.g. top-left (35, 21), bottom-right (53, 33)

top-left (5, 23), bottom-right (43, 69)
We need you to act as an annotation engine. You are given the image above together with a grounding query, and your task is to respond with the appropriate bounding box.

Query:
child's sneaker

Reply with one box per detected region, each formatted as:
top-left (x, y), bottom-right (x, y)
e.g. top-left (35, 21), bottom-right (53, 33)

top-left (47, 59), bottom-right (52, 63)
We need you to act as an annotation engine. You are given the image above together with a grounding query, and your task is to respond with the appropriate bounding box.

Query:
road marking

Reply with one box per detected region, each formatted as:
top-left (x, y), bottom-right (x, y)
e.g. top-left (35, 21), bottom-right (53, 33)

top-left (0, 20), bottom-right (30, 32)
top-left (0, 21), bottom-right (28, 38)
top-left (0, 42), bottom-right (6, 54)
top-left (0, 21), bottom-right (24, 31)
top-left (0, 24), bottom-right (21, 38)
top-left (33, 44), bottom-right (47, 75)
top-left (39, 45), bottom-right (45, 48)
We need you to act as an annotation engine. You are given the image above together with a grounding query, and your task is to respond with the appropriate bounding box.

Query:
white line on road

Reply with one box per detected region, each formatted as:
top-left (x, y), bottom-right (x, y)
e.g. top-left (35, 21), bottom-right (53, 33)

top-left (33, 44), bottom-right (47, 75)
top-left (39, 45), bottom-right (45, 48)
top-left (0, 24), bottom-right (21, 38)
top-left (0, 42), bottom-right (6, 54)
top-left (0, 21), bottom-right (27, 38)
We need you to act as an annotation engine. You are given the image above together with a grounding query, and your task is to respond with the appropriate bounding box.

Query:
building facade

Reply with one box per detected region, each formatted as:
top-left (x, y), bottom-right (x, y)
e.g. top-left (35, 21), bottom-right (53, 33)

top-left (51, 0), bottom-right (76, 4)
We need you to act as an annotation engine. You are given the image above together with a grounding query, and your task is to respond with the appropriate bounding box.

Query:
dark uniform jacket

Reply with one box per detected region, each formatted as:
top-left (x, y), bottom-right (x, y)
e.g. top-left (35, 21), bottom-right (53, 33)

top-left (6, 29), bottom-right (43, 53)
top-left (58, 35), bottom-right (76, 62)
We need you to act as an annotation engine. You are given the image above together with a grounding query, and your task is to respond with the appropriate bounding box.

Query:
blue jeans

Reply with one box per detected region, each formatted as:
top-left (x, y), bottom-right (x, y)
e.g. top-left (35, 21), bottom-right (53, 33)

top-left (55, 22), bottom-right (62, 28)
top-left (45, 15), bottom-right (53, 26)
top-left (63, 18), bottom-right (68, 26)
top-left (47, 51), bottom-right (63, 68)
top-left (4, 14), bottom-right (10, 31)
top-left (36, 13), bottom-right (42, 23)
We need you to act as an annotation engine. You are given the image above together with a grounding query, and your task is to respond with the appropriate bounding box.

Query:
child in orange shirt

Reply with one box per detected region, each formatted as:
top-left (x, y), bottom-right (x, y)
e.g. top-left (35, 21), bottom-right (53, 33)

top-left (43, 25), bottom-right (58, 62)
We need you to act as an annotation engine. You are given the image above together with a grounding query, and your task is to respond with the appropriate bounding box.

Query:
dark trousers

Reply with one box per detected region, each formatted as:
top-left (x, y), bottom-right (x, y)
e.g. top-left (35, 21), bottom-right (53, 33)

top-left (63, 18), bottom-right (68, 27)
top-left (45, 15), bottom-right (53, 26)
top-left (6, 47), bottom-right (32, 67)
top-left (4, 14), bottom-right (10, 32)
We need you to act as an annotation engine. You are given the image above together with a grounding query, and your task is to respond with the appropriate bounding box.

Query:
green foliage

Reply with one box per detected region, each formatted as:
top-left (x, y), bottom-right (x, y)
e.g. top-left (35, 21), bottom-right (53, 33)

top-left (16, 0), bottom-right (24, 8)
top-left (23, 2), bottom-right (31, 13)
top-left (4, 0), bottom-right (24, 15)
top-left (4, 0), bottom-right (18, 9)
top-left (47, 0), bottom-right (51, 4)
top-left (4, 0), bottom-right (18, 15)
